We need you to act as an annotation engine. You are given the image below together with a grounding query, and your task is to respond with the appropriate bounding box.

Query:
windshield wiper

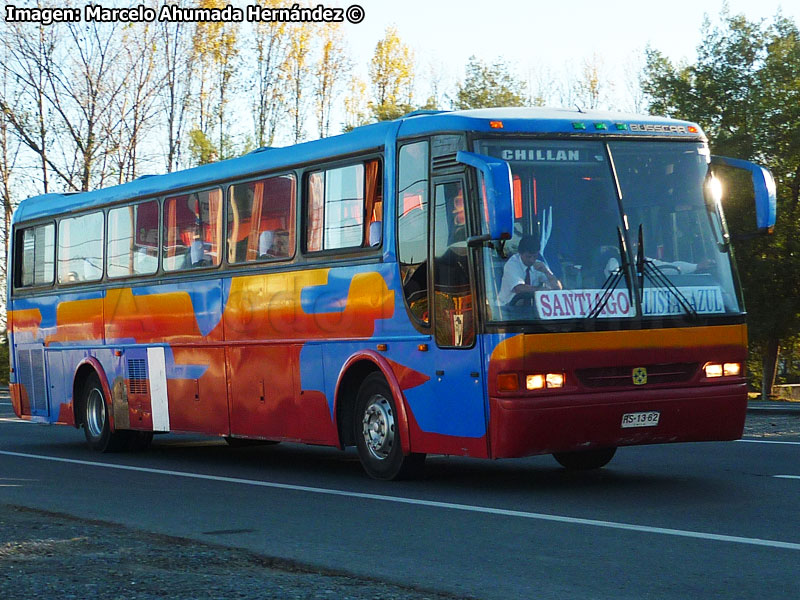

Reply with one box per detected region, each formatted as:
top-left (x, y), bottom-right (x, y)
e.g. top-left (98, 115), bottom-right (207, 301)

top-left (635, 225), bottom-right (698, 319)
top-left (588, 227), bottom-right (634, 319)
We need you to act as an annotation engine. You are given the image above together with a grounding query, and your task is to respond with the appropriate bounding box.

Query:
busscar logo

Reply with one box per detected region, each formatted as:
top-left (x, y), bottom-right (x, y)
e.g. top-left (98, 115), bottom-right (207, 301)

top-left (632, 367), bottom-right (648, 386)
top-left (630, 123), bottom-right (689, 134)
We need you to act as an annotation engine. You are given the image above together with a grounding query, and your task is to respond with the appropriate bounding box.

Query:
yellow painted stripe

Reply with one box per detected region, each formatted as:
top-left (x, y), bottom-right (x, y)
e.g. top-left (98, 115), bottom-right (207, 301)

top-left (492, 324), bottom-right (747, 361)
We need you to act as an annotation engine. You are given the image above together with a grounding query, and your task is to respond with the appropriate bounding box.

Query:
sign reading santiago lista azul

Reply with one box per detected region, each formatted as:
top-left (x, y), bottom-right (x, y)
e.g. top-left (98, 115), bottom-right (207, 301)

top-left (534, 287), bottom-right (725, 319)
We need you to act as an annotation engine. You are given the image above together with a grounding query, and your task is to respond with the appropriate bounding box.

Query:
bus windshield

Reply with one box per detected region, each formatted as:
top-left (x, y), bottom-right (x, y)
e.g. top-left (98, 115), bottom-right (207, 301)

top-left (476, 139), bottom-right (741, 324)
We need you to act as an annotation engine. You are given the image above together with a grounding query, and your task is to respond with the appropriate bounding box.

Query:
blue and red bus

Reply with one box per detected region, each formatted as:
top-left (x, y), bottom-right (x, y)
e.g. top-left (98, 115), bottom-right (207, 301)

top-left (7, 108), bottom-right (776, 479)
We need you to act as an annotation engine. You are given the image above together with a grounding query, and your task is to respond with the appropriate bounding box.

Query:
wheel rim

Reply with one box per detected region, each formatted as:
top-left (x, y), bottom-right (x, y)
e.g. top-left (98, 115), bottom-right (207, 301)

top-left (86, 388), bottom-right (106, 439)
top-left (361, 394), bottom-right (395, 461)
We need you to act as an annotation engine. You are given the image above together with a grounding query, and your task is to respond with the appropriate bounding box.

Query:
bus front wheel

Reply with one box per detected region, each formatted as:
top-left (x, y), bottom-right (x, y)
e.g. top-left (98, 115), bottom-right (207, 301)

top-left (81, 373), bottom-right (129, 453)
top-left (552, 447), bottom-right (617, 470)
top-left (354, 373), bottom-right (425, 480)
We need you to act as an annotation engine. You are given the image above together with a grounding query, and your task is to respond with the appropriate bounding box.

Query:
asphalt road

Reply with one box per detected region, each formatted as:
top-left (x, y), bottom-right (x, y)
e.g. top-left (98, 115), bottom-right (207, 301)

top-left (2, 392), bottom-right (799, 600)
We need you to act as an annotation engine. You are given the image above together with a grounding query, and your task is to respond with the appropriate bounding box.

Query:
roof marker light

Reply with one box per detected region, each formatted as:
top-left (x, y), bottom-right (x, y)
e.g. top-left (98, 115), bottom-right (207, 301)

top-left (688, 126), bottom-right (699, 133)
top-left (594, 123), bottom-right (608, 130)
top-left (615, 123), bottom-right (627, 130)
top-left (572, 122), bottom-right (586, 130)
top-left (490, 120), bottom-right (503, 129)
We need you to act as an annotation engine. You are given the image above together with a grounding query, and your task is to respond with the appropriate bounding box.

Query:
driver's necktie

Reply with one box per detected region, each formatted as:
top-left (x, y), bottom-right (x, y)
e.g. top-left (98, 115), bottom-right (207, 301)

top-left (525, 266), bottom-right (531, 286)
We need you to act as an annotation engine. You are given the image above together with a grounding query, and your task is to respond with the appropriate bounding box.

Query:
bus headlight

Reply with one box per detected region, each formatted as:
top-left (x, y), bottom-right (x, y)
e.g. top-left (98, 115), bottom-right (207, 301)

top-left (704, 362), bottom-right (742, 378)
top-left (526, 373), bottom-right (565, 390)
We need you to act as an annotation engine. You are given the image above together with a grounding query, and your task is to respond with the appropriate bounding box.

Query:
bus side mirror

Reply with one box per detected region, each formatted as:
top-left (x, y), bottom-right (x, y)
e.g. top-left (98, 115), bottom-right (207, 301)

top-left (710, 155), bottom-right (777, 235)
top-left (455, 151), bottom-right (514, 242)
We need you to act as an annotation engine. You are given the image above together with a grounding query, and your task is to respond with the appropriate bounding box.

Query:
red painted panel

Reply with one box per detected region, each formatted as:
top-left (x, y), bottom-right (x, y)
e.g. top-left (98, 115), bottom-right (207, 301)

top-left (489, 383), bottom-right (747, 458)
top-left (10, 383), bottom-right (28, 417)
top-left (227, 345), bottom-right (337, 445)
top-left (57, 402), bottom-right (75, 426)
top-left (166, 347), bottom-right (229, 435)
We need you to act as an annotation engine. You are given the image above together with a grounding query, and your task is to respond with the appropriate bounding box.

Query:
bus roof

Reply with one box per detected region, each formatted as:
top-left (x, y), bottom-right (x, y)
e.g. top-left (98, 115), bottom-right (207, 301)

top-left (13, 107), bottom-right (705, 224)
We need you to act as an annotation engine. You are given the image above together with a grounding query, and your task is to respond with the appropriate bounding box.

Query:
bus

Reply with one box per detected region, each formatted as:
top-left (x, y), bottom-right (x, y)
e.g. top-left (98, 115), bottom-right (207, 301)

top-left (7, 108), bottom-right (776, 480)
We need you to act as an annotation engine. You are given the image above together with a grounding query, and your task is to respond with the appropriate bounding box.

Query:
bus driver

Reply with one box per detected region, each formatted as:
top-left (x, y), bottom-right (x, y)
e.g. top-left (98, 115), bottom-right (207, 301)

top-left (498, 233), bottom-right (562, 305)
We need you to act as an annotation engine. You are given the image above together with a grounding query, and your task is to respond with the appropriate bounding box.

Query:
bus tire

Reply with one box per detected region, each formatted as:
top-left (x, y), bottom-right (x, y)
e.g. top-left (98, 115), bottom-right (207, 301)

top-left (552, 447), bottom-right (617, 470)
top-left (354, 372), bottom-right (425, 480)
top-left (81, 372), bottom-right (129, 453)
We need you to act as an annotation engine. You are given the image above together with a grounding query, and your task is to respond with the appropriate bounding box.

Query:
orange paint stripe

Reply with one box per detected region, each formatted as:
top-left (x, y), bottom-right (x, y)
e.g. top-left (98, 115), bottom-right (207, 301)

top-left (493, 325), bottom-right (747, 361)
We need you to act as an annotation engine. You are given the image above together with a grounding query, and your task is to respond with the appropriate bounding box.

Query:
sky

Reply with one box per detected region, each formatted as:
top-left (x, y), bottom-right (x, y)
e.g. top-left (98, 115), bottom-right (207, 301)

top-left (336, 0), bottom-right (799, 109)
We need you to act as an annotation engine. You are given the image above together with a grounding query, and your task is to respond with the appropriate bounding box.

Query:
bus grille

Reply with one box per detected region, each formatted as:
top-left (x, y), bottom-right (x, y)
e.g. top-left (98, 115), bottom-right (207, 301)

top-left (575, 363), bottom-right (698, 388)
top-left (127, 359), bottom-right (148, 395)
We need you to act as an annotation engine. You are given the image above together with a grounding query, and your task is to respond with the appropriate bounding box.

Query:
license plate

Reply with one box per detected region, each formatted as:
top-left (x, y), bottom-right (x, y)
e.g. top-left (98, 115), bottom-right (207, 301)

top-left (621, 411), bottom-right (660, 428)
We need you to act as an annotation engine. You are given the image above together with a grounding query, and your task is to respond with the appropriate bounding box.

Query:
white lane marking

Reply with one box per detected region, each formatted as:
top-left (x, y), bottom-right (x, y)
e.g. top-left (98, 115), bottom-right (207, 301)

top-left (147, 347), bottom-right (170, 432)
top-left (738, 439), bottom-right (800, 446)
top-left (0, 402), bottom-right (13, 406)
top-left (0, 418), bottom-right (33, 424)
top-left (1, 450), bottom-right (799, 552)
top-left (774, 475), bottom-right (800, 480)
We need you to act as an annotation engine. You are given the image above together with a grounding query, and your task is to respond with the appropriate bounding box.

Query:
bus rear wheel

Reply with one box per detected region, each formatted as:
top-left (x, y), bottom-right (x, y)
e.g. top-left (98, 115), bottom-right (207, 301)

top-left (354, 373), bottom-right (425, 480)
top-left (552, 447), bottom-right (617, 470)
top-left (81, 373), bottom-right (129, 453)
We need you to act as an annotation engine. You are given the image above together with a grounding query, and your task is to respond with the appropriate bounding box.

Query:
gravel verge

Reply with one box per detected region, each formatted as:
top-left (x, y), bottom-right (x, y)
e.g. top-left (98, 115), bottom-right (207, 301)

top-left (0, 504), bottom-right (465, 600)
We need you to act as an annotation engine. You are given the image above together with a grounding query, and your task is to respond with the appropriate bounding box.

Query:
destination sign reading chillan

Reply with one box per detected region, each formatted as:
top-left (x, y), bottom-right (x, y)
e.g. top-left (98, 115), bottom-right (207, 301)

top-left (534, 286), bottom-right (726, 320)
top-left (496, 148), bottom-right (596, 162)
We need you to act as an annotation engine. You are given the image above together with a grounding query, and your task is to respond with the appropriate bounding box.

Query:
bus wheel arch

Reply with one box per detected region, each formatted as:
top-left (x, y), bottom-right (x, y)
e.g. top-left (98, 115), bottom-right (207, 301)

top-left (334, 352), bottom-right (411, 456)
top-left (72, 360), bottom-right (113, 431)
top-left (72, 360), bottom-right (129, 452)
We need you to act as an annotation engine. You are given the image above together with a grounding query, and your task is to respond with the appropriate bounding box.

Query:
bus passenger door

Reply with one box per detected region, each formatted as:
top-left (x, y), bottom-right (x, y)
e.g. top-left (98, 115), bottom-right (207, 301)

top-left (413, 178), bottom-right (487, 455)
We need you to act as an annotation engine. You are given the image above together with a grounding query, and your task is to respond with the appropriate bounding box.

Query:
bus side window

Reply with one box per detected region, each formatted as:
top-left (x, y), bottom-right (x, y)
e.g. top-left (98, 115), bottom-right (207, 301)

top-left (227, 174), bottom-right (296, 263)
top-left (15, 223), bottom-right (55, 288)
top-left (305, 159), bottom-right (381, 252)
top-left (163, 188), bottom-right (223, 271)
top-left (107, 201), bottom-right (159, 278)
top-left (58, 212), bottom-right (104, 283)
top-left (397, 141), bottom-right (430, 325)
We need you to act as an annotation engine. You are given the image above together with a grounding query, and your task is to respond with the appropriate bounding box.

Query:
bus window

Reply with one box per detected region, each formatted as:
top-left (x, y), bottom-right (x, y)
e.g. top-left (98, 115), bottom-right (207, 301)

top-left (433, 180), bottom-right (473, 347)
top-left (107, 201), bottom-right (159, 278)
top-left (305, 159), bottom-right (381, 252)
top-left (398, 141), bottom-right (429, 325)
top-left (163, 188), bottom-right (223, 271)
top-left (227, 174), bottom-right (296, 263)
top-left (57, 212), bottom-right (104, 283)
top-left (16, 223), bottom-right (55, 288)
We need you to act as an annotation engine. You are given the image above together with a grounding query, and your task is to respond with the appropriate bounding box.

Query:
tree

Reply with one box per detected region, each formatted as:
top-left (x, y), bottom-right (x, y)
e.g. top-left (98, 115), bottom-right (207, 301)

top-left (0, 18), bottom-right (64, 191)
top-left (158, 13), bottom-right (197, 172)
top-left (191, 0), bottom-right (240, 162)
top-left (314, 22), bottom-right (350, 138)
top-left (643, 11), bottom-right (800, 398)
top-left (251, 2), bottom-right (290, 147)
top-left (342, 76), bottom-right (370, 132)
top-left (454, 56), bottom-right (526, 110)
top-left (285, 24), bottom-right (311, 143)
top-left (46, 20), bottom-right (129, 191)
top-left (573, 53), bottom-right (612, 110)
top-left (0, 42), bottom-right (23, 311)
top-left (368, 26), bottom-right (415, 121)
top-left (107, 20), bottom-right (161, 183)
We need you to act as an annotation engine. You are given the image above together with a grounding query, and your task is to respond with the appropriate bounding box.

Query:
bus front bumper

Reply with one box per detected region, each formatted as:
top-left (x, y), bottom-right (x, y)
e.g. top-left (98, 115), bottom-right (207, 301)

top-left (488, 382), bottom-right (747, 459)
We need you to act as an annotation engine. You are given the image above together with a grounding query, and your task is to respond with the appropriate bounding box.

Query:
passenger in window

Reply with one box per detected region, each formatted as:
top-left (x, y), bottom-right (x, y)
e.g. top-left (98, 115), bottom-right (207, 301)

top-left (498, 234), bottom-right (562, 305)
top-left (258, 229), bottom-right (289, 258)
top-left (189, 223), bottom-right (210, 267)
top-left (270, 229), bottom-right (290, 257)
